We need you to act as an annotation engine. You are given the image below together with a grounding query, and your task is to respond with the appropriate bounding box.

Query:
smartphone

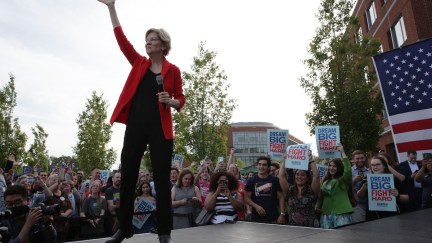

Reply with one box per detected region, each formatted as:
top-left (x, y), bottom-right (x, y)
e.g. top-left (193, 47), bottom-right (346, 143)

top-left (4, 160), bottom-right (13, 173)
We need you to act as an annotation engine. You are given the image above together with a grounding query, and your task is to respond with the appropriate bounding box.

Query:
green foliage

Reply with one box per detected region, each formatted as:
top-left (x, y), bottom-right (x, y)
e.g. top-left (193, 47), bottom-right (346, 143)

top-left (300, 0), bottom-right (383, 155)
top-left (73, 91), bottom-right (116, 175)
top-left (0, 73), bottom-right (28, 166)
top-left (234, 158), bottom-right (245, 170)
top-left (26, 124), bottom-right (49, 168)
top-left (173, 42), bottom-right (237, 163)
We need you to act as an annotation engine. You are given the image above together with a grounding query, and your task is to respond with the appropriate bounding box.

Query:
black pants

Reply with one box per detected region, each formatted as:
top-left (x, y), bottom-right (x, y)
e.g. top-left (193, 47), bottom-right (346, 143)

top-left (118, 121), bottom-right (173, 235)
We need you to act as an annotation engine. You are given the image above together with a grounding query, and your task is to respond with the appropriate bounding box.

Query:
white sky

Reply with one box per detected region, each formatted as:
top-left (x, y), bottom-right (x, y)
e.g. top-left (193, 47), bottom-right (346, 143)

top-left (0, 0), bottom-right (322, 168)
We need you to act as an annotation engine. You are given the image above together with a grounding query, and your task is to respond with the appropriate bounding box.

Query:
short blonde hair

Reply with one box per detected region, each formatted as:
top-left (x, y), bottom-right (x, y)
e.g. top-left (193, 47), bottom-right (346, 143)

top-left (146, 28), bottom-right (171, 56)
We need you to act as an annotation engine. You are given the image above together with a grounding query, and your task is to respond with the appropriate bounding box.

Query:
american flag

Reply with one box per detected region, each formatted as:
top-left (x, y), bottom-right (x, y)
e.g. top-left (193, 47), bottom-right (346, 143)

top-left (373, 38), bottom-right (432, 162)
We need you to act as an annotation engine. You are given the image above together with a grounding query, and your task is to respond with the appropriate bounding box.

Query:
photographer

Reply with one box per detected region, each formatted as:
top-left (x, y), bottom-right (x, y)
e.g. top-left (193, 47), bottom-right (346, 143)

top-left (1, 185), bottom-right (56, 243)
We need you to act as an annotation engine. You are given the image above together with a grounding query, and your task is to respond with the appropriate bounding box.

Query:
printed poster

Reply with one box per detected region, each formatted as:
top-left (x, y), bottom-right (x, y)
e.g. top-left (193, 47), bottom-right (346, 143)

top-left (367, 174), bottom-right (397, 212)
top-left (285, 144), bottom-right (311, 170)
top-left (315, 125), bottom-right (341, 159)
top-left (316, 164), bottom-right (328, 182)
top-left (172, 154), bottom-right (184, 169)
top-left (22, 166), bottom-right (33, 174)
top-left (133, 198), bottom-right (156, 229)
top-left (100, 170), bottom-right (110, 186)
top-left (267, 129), bottom-right (289, 161)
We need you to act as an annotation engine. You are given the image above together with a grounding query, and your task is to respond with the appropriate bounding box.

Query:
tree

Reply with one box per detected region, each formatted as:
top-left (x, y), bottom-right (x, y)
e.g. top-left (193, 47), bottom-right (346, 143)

top-left (0, 73), bottom-right (28, 166)
top-left (73, 91), bottom-right (116, 175)
top-left (300, 0), bottom-right (383, 155)
top-left (26, 124), bottom-right (49, 168)
top-left (173, 42), bottom-right (237, 163)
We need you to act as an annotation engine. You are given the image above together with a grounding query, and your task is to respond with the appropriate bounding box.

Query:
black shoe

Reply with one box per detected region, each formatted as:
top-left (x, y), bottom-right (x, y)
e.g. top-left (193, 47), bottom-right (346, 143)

top-left (159, 234), bottom-right (173, 243)
top-left (105, 229), bottom-right (134, 243)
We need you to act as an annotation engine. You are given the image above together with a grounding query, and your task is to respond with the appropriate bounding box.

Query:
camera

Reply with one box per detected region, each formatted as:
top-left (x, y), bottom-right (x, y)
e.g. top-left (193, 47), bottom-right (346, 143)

top-left (38, 203), bottom-right (61, 216)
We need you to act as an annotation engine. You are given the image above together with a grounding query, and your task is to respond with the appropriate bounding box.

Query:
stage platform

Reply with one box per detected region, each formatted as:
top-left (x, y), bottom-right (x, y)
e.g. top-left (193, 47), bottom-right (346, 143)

top-left (78, 208), bottom-right (432, 243)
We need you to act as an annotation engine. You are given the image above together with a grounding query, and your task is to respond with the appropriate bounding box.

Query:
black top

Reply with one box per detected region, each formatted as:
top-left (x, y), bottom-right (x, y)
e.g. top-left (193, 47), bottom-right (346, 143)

top-left (128, 70), bottom-right (161, 125)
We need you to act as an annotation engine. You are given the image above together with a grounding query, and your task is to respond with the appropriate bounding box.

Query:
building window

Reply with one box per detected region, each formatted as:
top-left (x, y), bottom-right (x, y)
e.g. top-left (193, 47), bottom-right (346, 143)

top-left (391, 16), bottom-right (407, 48)
top-left (366, 2), bottom-right (377, 30)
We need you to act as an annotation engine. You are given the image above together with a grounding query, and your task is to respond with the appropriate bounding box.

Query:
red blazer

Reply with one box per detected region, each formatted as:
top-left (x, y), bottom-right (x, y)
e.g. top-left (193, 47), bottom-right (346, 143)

top-left (110, 26), bottom-right (185, 140)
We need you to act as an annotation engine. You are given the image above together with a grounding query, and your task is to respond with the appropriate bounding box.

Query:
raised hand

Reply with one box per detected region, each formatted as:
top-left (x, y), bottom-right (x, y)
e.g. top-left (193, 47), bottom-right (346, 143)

top-left (98, 0), bottom-right (116, 6)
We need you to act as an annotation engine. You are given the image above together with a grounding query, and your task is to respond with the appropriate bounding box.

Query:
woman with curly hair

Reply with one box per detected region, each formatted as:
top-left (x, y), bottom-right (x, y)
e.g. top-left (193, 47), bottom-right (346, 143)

top-left (204, 172), bottom-right (244, 224)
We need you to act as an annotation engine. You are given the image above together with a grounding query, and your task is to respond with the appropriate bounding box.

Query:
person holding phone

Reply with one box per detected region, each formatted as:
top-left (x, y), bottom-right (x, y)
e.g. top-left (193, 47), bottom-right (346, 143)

top-left (204, 172), bottom-right (243, 224)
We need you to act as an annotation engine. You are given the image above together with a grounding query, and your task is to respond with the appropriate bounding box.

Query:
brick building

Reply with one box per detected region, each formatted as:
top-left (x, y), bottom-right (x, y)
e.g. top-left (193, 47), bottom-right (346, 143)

top-left (227, 122), bottom-right (304, 171)
top-left (353, 0), bottom-right (432, 161)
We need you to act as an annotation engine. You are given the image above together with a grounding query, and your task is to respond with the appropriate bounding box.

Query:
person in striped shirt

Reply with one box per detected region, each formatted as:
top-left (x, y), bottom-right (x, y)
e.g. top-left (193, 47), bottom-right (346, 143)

top-left (204, 172), bottom-right (244, 224)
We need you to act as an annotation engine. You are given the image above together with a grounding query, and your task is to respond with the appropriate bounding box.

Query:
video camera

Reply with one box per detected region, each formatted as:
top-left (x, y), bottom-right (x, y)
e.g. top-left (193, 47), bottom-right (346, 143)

top-left (0, 205), bottom-right (29, 221)
top-left (37, 203), bottom-right (61, 216)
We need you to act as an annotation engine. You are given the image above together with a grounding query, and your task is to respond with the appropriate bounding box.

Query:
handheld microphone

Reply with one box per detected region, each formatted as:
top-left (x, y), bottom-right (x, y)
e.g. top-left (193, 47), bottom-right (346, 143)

top-left (156, 75), bottom-right (166, 108)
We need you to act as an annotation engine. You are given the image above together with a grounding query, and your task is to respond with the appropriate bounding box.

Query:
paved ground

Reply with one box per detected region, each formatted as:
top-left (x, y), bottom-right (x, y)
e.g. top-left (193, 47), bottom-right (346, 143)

top-left (76, 208), bottom-right (432, 243)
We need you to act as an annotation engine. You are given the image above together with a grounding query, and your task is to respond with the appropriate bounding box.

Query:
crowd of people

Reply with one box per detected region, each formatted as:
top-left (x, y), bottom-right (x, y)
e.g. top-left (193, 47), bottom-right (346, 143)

top-left (0, 147), bottom-right (431, 242)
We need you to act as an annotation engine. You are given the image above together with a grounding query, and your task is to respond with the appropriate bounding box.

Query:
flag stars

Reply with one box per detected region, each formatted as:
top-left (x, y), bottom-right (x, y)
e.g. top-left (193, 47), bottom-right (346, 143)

top-left (419, 48), bottom-right (424, 53)
top-left (386, 70), bottom-right (390, 74)
top-left (427, 52), bottom-right (432, 57)
top-left (414, 87), bottom-right (419, 91)
top-left (417, 67), bottom-right (422, 72)
top-left (404, 71), bottom-right (409, 75)
top-left (419, 79), bottom-right (425, 84)
top-left (409, 63), bottom-right (414, 68)
top-left (423, 91), bottom-right (428, 96)
top-left (405, 101), bottom-right (410, 106)
top-left (414, 56), bottom-right (419, 61)
top-left (398, 97), bottom-right (402, 101)
top-left (393, 74), bottom-right (397, 78)
top-left (390, 63), bottom-right (394, 67)
top-left (388, 81), bottom-right (393, 85)
top-left (428, 84), bottom-right (432, 88)
top-left (407, 82), bottom-right (412, 87)
top-left (417, 99), bottom-right (423, 103)
top-left (391, 92), bottom-right (395, 96)
top-left (383, 59), bottom-right (388, 63)
top-left (410, 94), bottom-right (414, 99)
top-left (394, 55), bottom-right (399, 60)
top-left (396, 85), bottom-right (400, 90)
top-left (425, 72), bottom-right (430, 76)
top-left (411, 75), bottom-right (417, 79)
top-left (406, 52), bottom-right (411, 56)
top-left (397, 67), bottom-right (402, 71)
top-left (393, 104), bottom-right (398, 108)
top-left (422, 60), bottom-right (427, 64)
top-left (401, 89), bottom-right (406, 93)
top-left (401, 59), bottom-right (406, 64)
top-left (399, 78), bottom-right (404, 82)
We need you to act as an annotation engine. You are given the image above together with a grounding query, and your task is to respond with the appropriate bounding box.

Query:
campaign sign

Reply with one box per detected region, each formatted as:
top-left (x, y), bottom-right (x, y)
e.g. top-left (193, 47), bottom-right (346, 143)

top-left (316, 164), bottom-right (328, 182)
top-left (315, 126), bottom-right (341, 159)
top-left (267, 129), bottom-right (289, 161)
top-left (100, 170), bottom-right (110, 186)
top-left (22, 166), bottom-right (33, 175)
top-left (285, 144), bottom-right (311, 170)
top-left (172, 154), bottom-right (184, 169)
top-left (133, 198), bottom-right (156, 229)
top-left (367, 174), bottom-right (397, 212)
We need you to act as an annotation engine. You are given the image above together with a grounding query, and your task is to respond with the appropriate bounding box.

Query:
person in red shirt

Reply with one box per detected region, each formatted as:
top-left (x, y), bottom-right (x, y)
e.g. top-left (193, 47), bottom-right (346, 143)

top-left (98, 1), bottom-right (185, 243)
